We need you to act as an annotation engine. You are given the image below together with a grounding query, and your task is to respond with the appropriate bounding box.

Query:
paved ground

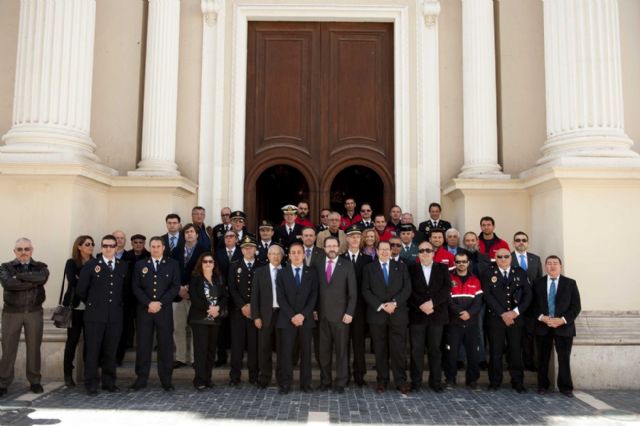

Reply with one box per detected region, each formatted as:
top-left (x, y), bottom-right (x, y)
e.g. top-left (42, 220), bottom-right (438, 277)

top-left (0, 380), bottom-right (638, 425)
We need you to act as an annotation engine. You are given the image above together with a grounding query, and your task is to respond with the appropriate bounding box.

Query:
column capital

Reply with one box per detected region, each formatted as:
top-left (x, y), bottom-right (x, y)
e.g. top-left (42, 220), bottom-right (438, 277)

top-left (201, 0), bottom-right (222, 26)
top-left (422, 0), bottom-right (441, 28)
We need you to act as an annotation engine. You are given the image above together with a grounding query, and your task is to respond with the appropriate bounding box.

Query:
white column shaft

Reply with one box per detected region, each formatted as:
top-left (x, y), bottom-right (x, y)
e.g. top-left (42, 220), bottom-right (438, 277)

top-left (1, 0), bottom-right (99, 162)
top-left (459, 0), bottom-right (505, 178)
top-left (131, 0), bottom-right (180, 176)
top-left (540, 0), bottom-right (637, 164)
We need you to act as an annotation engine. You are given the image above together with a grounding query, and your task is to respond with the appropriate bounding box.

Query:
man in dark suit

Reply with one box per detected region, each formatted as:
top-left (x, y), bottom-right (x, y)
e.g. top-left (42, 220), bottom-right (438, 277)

top-left (77, 235), bottom-right (128, 396)
top-left (251, 244), bottom-right (285, 388)
top-left (256, 220), bottom-right (276, 264)
top-left (275, 205), bottom-right (304, 250)
top-left (227, 235), bottom-right (260, 385)
top-left (362, 240), bottom-right (412, 394)
top-left (315, 236), bottom-right (357, 393)
top-left (192, 206), bottom-right (213, 252)
top-left (511, 231), bottom-right (543, 371)
top-left (302, 227), bottom-right (324, 268)
top-left (533, 256), bottom-right (581, 397)
top-left (355, 203), bottom-right (374, 229)
top-left (418, 202), bottom-right (452, 240)
top-left (211, 207), bottom-right (232, 249)
top-left (408, 241), bottom-right (451, 392)
top-left (482, 248), bottom-right (532, 393)
top-left (342, 225), bottom-right (373, 386)
top-left (130, 236), bottom-right (181, 391)
top-left (315, 208), bottom-right (331, 234)
top-left (162, 213), bottom-right (182, 258)
top-left (275, 242), bottom-right (318, 394)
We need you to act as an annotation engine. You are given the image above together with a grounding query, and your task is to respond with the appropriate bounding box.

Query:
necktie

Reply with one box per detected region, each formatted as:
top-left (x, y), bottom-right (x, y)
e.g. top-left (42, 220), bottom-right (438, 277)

top-left (170, 236), bottom-right (176, 250)
top-left (294, 267), bottom-right (301, 287)
top-left (227, 249), bottom-right (233, 260)
top-left (155, 260), bottom-right (159, 272)
top-left (351, 254), bottom-right (356, 263)
top-left (326, 259), bottom-right (333, 283)
top-left (503, 271), bottom-right (508, 280)
top-left (108, 260), bottom-right (113, 271)
top-left (247, 262), bottom-right (253, 269)
top-left (519, 254), bottom-right (527, 271)
top-left (305, 248), bottom-right (311, 259)
top-left (288, 227), bottom-right (292, 235)
top-left (382, 262), bottom-right (389, 285)
top-left (264, 243), bottom-right (269, 251)
top-left (548, 279), bottom-right (557, 317)
top-left (404, 246), bottom-right (409, 252)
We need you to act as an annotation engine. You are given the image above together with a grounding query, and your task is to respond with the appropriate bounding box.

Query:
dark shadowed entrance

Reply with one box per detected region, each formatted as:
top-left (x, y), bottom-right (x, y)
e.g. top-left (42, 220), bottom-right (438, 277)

top-left (329, 166), bottom-right (384, 216)
top-left (255, 165), bottom-right (310, 226)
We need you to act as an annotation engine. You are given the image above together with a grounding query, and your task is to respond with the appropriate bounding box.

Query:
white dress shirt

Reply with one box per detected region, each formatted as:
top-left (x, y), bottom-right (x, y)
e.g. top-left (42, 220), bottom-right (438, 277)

top-left (270, 264), bottom-right (280, 308)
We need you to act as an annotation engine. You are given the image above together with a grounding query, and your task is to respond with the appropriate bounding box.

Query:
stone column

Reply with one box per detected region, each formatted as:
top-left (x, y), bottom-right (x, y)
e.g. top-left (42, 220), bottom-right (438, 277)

top-left (0, 0), bottom-right (105, 168)
top-left (539, 0), bottom-right (638, 166)
top-left (129, 0), bottom-right (181, 176)
top-left (458, 0), bottom-right (506, 178)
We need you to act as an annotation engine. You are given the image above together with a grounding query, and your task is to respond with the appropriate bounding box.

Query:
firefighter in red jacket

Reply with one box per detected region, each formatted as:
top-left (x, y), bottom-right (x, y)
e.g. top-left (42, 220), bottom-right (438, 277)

top-left (478, 216), bottom-right (510, 260)
top-left (429, 229), bottom-right (455, 268)
top-left (445, 251), bottom-right (483, 389)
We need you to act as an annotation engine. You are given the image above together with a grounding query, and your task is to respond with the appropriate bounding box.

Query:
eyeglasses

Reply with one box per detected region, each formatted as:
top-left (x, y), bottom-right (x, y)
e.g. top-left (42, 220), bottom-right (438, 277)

top-left (102, 244), bottom-right (117, 249)
top-left (202, 260), bottom-right (214, 264)
top-left (496, 255), bottom-right (511, 259)
top-left (514, 238), bottom-right (528, 243)
top-left (418, 248), bottom-right (434, 254)
top-left (361, 209), bottom-right (371, 212)
top-left (15, 247), bottom-right (32, 252)
top-left (389, 243), bottom-right (402, 248)
top-left (82, 242), bottom-right (95, 247)
top-left (455, 260), bottom-right (469, 264)
top-left (320, 214), bottom-right (329, 218)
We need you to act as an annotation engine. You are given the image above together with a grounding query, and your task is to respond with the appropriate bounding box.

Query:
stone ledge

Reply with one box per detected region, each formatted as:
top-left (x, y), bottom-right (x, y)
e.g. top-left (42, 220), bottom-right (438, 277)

top-left (575, 311), bottom-right (640, 346)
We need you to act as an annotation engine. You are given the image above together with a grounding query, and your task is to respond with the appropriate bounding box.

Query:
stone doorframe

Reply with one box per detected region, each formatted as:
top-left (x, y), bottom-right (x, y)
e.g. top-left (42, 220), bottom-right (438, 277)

top-left (198, 0), bottom-right (442, 220)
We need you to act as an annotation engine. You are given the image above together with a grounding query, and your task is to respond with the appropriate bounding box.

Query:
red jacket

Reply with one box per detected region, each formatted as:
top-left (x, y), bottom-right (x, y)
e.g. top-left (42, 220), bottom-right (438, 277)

top-left (340, 214), bottom-right (362, 230)
top-left (375, 228), bottom-right (393, 242)
top-left (449, 272), bottom-right (483, 325)
top-left (434, 248), bottom-right (455, 269)
top-left (478, 235), bottom-right (510, 260)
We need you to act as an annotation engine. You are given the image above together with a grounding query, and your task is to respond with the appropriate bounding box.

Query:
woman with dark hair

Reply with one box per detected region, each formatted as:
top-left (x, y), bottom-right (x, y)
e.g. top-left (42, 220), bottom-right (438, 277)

top-left (188, 253), bottom-right (228, 390)
top-left (62, 235), bottom-right (94, 386)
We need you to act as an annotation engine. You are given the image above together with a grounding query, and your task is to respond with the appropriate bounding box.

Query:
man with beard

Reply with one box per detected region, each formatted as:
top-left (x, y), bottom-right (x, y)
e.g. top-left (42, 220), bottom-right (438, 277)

top-left (478, 216), bottom-right (510, 260)
top-left (340, 198), bottom-right (361, 230)
top-left (429, 229), bottom-right (455, 268)
top-left (295, 201), bottom-right (314, 228)
top-left (386, 205), bottom-right (402, 235)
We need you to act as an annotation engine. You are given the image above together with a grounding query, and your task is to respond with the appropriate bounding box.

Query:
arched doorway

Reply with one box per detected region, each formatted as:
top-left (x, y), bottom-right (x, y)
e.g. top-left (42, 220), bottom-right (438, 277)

top-left (255, 165), bottom-right (310, 226)
top-left (329, 166), bottom-right (385, 217)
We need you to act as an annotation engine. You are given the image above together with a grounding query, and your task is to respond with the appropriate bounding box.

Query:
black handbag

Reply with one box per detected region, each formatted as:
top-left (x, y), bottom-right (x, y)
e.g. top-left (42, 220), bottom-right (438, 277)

top-left (51, 273), bottom-right (73, 328)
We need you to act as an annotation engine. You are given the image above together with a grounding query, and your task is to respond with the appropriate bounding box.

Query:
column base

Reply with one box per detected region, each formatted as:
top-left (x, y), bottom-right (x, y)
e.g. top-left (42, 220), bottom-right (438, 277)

top-left (538, 132), bottom-right (640, 167)
top-left (128, 159), bottom-right (180, 177)
top-left (457, 163), bottom-right (510, 179)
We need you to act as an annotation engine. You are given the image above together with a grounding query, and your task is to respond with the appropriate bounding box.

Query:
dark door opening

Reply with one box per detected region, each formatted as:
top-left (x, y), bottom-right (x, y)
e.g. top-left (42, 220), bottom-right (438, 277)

top-left (329, 166), bottom-right (384, 217)
top-left (256, 165), bottom-right (310, 227)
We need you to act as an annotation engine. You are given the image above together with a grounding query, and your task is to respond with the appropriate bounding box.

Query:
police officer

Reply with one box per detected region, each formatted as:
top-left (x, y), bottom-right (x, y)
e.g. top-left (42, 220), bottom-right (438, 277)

top-left (275, 205), bottom-right (304, 250)
top-left (77, 235), bottom-right (129, 396)
top-left (481, 248), bottom-right (531, 393)
top-left (256, 220), bottom-right (276, 264)
top-left (130, 236), bottom-right (181, 391)
top-left (212, 207), bottom-right (233, 249)
top-left (228, 235), bottom-right (260, 385)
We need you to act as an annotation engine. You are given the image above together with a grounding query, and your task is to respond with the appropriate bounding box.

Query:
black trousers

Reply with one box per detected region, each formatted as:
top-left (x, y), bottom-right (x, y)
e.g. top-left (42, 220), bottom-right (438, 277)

top-left (279, 325), bottom-right (313, 389)
top-left (522, 316), bottom-right (536, 367)
top-left (135, 306), bottom-right (174, 387)
top-left (318, 318), bottom-right (350, 387)
top-left (486, 316), bottom-right (524, 386)
top-left (191, 323), bottom-right (220, 387)
top-left (537, 333), bottom-right (574, 392)
top-left (370, 322), bottom-right (407, 386)
top-left (348, 306), bottom-right (367, 382)
top-left (216, 316), bottom-right (230, 362)
top-left (409, 323), bottom-right (444, 387)
top-left (257, 310), bottom-right (280, 386)
top-left (84, 321), bottom-right (122, 391)
top-left (63, 309), bottom-right (85, 376)
top-left (446, 323), bottom-right (480, 384)
top-left (116, 300), bottom-right (136, 363)
top-left (229, 309), bottom-right (258, 382)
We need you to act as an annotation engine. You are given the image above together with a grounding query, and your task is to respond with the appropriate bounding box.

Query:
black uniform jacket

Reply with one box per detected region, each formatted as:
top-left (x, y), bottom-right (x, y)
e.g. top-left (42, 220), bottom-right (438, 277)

top-left (481, 265), bottom-right (532, 320)
top-left (227, 259), bottom-right (260, 310)
top-left (408, 261), bottom-right (451, 326)
top-left (77, 258), bottom-right (128, 323)
top-left (131, 257), bottom-right (181, 309)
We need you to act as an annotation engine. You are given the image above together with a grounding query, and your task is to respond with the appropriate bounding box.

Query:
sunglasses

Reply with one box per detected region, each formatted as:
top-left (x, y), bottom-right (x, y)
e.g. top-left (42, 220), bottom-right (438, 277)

top-left (15, 247), bottom-right (32, 252)
top-left (82, 242), bottom-right (95, 247)
top-left (202, 260), bottom-right (214, 264)
top-left (514, 238), bottom-right (528, 243)
top-left (389, 243), bottom-right (402, 248)
top-left (418, 248), bottom-right (434, 254)
top-left (320, 215), bottom-right (329, 218)
top-left (361, 209), bottom-right (371, 212)
top-left (102, 244), bottom-right (117, 249)
top-left (496, 255), bottom-right (511, 259)
top-left (455, 260), bottom-right (469, 264)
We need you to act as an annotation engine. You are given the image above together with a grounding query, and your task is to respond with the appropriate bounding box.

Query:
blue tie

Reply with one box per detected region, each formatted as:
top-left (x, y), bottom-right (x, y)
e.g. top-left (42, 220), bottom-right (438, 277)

top-left (294, 267), bottom-right (301, 287)
top-left (170, 236), bottom-right (176, 250)
top-left (548, 279), bottom-right (557, 317)
top-left (382, 263), bottom-right (389, 285)
top-left (519, 254), bottom-right (527, 271)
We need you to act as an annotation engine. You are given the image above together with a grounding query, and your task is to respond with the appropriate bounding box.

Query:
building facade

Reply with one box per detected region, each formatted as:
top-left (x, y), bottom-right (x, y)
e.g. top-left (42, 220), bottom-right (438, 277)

top-left (0, 0), bottom-right (639, 388)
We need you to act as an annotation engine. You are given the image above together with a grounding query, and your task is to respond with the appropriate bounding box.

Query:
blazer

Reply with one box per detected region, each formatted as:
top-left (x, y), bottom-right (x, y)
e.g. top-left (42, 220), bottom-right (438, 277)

top-left (532, 275), bottom-right (581, 337)
top-left (418, 219), bottom-right (452, 238)
top-left (131, 257), bottom-right (181, 309)
top-left (362, 259), bottom-right (412, 325)
top-left (62, 258), bottom-right (88, 308)
top-left (161, 233), bottom-right (183, 259)
top-left (175, 242), bottom-right (207, 285)
top-left (77, 258), bottom-right (128, 323)
top-left (251, 264), bottom-right (280, 328)
top-left (275, 264), bottom-right (318, 329)
top-left (304, 246), bottom-right (325, 268)
top-left (481, 265), bottom-right (532, 321)
top-left (227, 258), bottom-right (258, 310)
top-left (399, 243), bottom-right (419, 264)
top-left (215, 246), bottom-right (243, 286)
top-left (188, 275), bottom-right (228, 325)
top-left (316, 229), bottom-right (347, 254)
top-left (511, 251), bottom-right (543, 286)
top-left (408, 262), bottom-right (451, 326)
top-left (275, 223), bottom-right (304, 248)
top-left (315, 256), bottom-right (358, 322)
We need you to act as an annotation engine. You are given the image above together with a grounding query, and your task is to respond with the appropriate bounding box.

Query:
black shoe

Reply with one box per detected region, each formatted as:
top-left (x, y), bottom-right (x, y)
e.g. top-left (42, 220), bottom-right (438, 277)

top-left (561, 390), bottom-right (574, 398)
top-left (228, 379), bottom-right (240, 387)
top-left (487, 384), bottom-right (499, 391)
top-left (162, 384), bottom-right (175, 392)
top-left (206, 382), bottom-right (215, 388)
top-left (173, 361), bottom-right (187, 369)
top-left (479, 361), bottom-right (489, 370)
top-left (466, 381), bottom-right (478, 390)
top-left (444, 379), bottom-right (456, 389)
top-left (214, 359), bottom-right (227, 367)
top-left (278, 386), bottom-right (290, 395)
top-left (354, 378), bottom-right (366, 387)
top-left (30, 384), bottom-right (44, 394)
top-left (301, 386), bottom-right (313, 393)
top-left (195, 385), bottom-right (207, 391)
top-left (64, 375), bottom-right (76, 387)
top-left (430, 385), bottom-right (444, 393)
top-left (257, 383), bottom-right (267, 390)
top-left (525, 364), bottom-right (538, 372)
top-left (333, 386), bottom-right (345, 394)
top-left (87, 388), bottom-right (98, 396)
top-left (316, 384), bottom-right (331, 391)
top-left (457, 361), bottom-right (465, 371)
top-left (0, 387), bottom-right (7, 397)
top-left (513, 384), bottom-right (527, 394)
top-left (101, 385), bottom-right (119, 392)
top-left (537, 388), bottom-right (547, 395)
top-left (410, 383), bottom-right (422, 392)
top-left (129, 382), bottom-right (146, 391)
top-left (397, 384), bottom-right (411, 395)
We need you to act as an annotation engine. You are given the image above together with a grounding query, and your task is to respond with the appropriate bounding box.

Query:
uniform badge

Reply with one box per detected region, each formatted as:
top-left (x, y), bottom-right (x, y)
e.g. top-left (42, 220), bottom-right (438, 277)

top-left (491, 276), bottom-right (498, 283)
top-left (451, 280), bottom-right (457, 288)
top-left (237, 267), bottom-right (242, 274)
top-left (142, 267), bottom-right (149, 274)
top-left (95, 265), bottom-right (101, 273)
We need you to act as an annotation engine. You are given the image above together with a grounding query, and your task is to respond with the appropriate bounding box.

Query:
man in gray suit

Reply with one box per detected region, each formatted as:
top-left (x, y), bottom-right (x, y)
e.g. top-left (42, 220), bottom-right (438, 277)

top-left (511, 231), bottom-right (543, 371)
top-left (315, 237), bottom-right (357, 393)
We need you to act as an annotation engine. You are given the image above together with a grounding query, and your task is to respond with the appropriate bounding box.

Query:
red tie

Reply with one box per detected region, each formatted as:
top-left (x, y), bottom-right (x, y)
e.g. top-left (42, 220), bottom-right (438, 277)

top-left (326, 259), bottom-right (333, 283)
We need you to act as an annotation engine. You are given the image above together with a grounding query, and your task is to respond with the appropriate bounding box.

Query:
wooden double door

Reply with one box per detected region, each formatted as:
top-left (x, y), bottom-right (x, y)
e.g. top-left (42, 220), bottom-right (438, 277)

top-left (244, 21), bottom-right (395, 227)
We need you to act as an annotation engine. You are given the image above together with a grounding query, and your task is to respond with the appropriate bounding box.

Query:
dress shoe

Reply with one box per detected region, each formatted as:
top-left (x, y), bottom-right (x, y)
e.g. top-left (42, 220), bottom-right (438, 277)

top-left (163, 384), bottom-right (175, 392)
top-left (410, 383), bottom-right (422, 392)
top-left (466, 381), bottom-right (478, 390)
top-left (525, 364), bottom-right (538, 372)
top-left (173, 361), bottom-right (187, 369)
top-left (375, 383), bottom-right (386, 394)
top-left (0, 387), bottom-right (7, 397)
top-left (129, 382), bottom-right (146, 391)
top-left (457, 361), bottom-right (465, 370)
top-left (430, 385), bottom-right (444, 393)
top-left (487, 384), bottom-right (499, 391)
top-left (195, 385), bottom-right (207, 391)
top-left (101, 385), bottom-right (120, 392)
top-left (278, 386), bottom-right (290, 395)
top-left (513, 384), bottom-right (527, 394)
top-left (206, 382), bottom-right (215, 388)
top-left (397, 383), bottom-right (411, 395)
top-left (257, 382), bottom-right (268, 390)
top-left (228, 379), bottom-right (241, 387)
top-left (87, 388), bottom-right (98, 396)
top-left (354, 378), bottom-right (366, 387)
top-left (333, 386), bottom-right (345, 394)
top-left (214, 359), bottom-right (227, 367)
top-left (301, 386), bottom-right (313, 393)
top-left (537, 388), bottom-right (547, 395)
top-left (479, 361), bottom-right (489, 370)
top-left (30, 384), bottom-right (44, 394)
top-left (316, 384), bottom-right (331, 391)
top-left (444, 379), bottom-right (457, 389)
top-left (64, 375), bottom-right (76, 387)
top-left (561, 390), bottom-right (574, 398)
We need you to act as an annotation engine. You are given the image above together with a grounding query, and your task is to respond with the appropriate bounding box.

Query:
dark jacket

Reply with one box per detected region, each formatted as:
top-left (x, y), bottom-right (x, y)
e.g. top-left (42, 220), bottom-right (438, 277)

top-left (340, 251), bottom-right (373, 318)
top-left (362, 259), bottom-right (411, 325)
top-left (315, 256), bottom-right (358, 322)
top-left (174, 242), bottom-right (206, 285)
top-left (0, 259), bottom-right (49, 313)
top-left (188, 275), bottom-right (228, 325)
top-left (251, 263), bottom-right (280, 328)
top-left (77, 258), bottom-right (128, 323)
top-left (448, 272), bottom-right (483, 326)
top-left (532, 275), bottom-right (581, 337)
top-left (131, 257), bottom-right (181, 308)
top-left (408, 262), bottom-right (451, 325)
top-left (215, 247), bottom-right (243, 286)
top-left (62, 258), bottom-right (91, 308)
top-left (275, 264), bottom-right (318, 329)
top-left (481, 265), bottom-right (532, 322)
top-left (227, 258), bottom-right (259, 310)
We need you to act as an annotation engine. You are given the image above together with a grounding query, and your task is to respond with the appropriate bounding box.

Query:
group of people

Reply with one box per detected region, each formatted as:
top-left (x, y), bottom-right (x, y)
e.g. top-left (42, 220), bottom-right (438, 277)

top-left (0, 199), bottom-right (581, 399)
